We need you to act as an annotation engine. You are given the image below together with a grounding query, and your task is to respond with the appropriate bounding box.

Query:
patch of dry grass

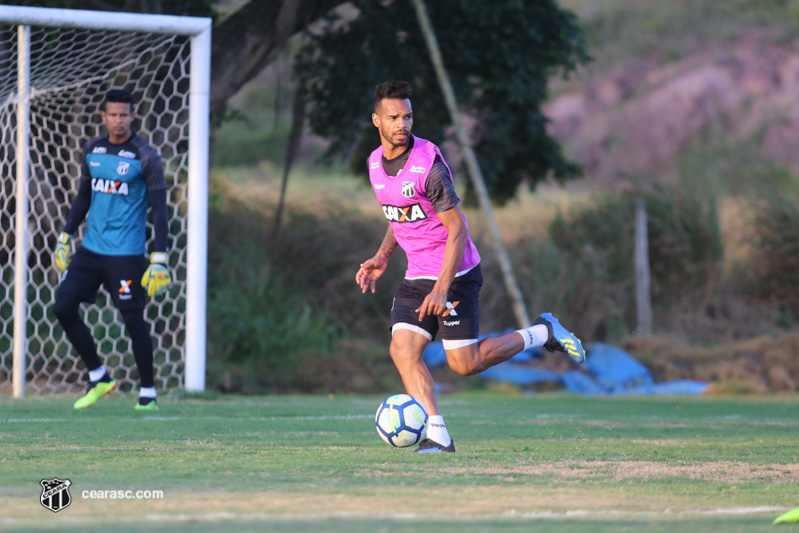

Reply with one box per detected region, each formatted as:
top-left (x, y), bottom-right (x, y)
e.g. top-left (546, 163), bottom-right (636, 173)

top-left (624, 333), bottom-right (799, 393)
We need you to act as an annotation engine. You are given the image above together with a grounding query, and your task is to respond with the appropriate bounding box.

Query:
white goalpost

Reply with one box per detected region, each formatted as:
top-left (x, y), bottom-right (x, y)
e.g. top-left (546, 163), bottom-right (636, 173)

top-left (0, 6), bottom-right (211, 397)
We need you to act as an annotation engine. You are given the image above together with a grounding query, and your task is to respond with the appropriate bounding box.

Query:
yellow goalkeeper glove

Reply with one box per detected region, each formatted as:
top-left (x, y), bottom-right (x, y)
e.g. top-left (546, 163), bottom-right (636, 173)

top-left (54, 232), bottom-right (72, 272)
top-left (141, 252), bottom-right (172, 297)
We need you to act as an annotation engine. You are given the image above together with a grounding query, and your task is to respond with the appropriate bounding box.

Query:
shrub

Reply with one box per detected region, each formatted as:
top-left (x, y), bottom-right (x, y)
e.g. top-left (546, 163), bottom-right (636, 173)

top-left (205, 176), bottom-right (404, 393)
top-left (206, 275), bottom-right (341, 393)
top-left (748, 197), bottom-right (799, 313)
top-left (206, 188), bottom-right (341, 393)
top-left (544, 184), bottom-right (724, 340)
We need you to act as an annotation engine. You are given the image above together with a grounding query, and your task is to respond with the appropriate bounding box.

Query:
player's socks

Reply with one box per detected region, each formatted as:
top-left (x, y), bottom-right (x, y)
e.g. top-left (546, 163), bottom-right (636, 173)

top-left (138, 387), bottom-right (157, 406)
top-left (88, 366), bottom-right (111, 384)
top-left (426, 415), bottom-right (452, 447)
top-left (516, 324), bottom-right (550, 351)
top-left (136, 387), bottom-right (158, 410)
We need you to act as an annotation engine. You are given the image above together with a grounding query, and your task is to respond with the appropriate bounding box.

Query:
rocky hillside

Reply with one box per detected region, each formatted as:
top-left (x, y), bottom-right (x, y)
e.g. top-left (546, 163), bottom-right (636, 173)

top-left (546, 4), bottom-right (799, 189)
top-left (535, 2), bottom-right (799, 393)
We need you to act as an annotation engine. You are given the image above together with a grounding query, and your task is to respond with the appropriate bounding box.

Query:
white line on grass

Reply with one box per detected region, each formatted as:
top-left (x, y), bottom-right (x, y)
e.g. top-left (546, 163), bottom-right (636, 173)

top-left (2, 418), bottom-right (64, 423)
top-left (1, 506), bottom-right (790, 527)
top-left (1, 417), bottom-right (181, 423)
top-left (0, 414), bottom-right (372, 424)
top-left (508, 506), bottom-right (790, 518)
top-left (248, 414), bottom-right (373, 421)
top-left (685, 506), bottom-right (788, 516)
top-left (142, 506), bottom-right (791, 522)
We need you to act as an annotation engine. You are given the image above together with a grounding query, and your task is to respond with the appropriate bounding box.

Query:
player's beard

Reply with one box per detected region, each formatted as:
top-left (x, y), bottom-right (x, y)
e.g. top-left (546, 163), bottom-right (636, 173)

top-left (382, 125), bottom-right (410, 150)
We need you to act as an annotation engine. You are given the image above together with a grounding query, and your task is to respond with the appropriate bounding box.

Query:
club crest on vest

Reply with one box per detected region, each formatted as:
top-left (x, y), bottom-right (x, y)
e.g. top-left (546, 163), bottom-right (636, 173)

top-left (401, 180), bottom-right (416, 199)
top-left (117, 161), bottom-right (130, 175)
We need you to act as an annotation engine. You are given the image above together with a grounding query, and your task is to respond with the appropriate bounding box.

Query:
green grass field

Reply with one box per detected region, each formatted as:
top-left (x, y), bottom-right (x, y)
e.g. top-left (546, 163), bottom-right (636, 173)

top-left (1, 393), bottom-right (797, 532)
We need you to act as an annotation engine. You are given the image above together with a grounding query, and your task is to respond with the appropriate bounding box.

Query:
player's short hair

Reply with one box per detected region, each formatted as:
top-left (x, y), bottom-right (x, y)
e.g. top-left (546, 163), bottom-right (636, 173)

top-left (102, 89), bottom-right (135, 111)
top-left (374, 81), bottom-right (413, 111)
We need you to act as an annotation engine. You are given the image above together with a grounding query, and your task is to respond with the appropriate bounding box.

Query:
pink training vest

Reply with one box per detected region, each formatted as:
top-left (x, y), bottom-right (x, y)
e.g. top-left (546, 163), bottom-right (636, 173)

top-left (368, 135), bottom-right (481, 279)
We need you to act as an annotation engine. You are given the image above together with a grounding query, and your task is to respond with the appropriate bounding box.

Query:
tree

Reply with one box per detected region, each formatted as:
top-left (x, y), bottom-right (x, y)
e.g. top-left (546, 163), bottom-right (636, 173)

top-left (11, 0), bottom-right (343, 111)
top-left (295, 0), bottom-right (590, 202)
top-left (13, 0), bottom-right (590, 202)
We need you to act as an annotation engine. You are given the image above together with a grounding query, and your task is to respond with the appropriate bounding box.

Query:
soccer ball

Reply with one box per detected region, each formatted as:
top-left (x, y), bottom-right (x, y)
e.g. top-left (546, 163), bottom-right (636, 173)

top-left (375, 394), bottom-right (428, 447)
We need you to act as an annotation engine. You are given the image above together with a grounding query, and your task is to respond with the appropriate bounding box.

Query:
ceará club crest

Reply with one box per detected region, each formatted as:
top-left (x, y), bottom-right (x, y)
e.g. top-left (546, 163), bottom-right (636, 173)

top-left (401, 180), bottom-right (415, 199)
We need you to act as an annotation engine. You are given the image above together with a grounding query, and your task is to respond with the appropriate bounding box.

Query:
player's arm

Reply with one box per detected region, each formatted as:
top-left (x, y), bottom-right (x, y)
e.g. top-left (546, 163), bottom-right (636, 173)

top-left (415, 158), bottom-right (465, 319)
top-left (148, 187), bottom-right (168, 253)
top-left (356, 224), bottom-right (397, 294)
top-left (416, 205), bottom-right (467, 320)
top-left (140, 150), bottom-right (172, 297)
top-left (54, 152), bottom-right (92, 271)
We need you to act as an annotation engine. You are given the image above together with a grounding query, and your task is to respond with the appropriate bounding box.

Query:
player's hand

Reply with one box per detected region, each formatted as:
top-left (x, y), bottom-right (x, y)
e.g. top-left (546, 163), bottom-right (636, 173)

top-left (356, 255), bottom-right (389, 294)
top-left (141, 252), bottom-right (172, 297)
top-left (416, 289), bottom-right (447, 320)
top-left (54, 232), bottom-right (73, 272)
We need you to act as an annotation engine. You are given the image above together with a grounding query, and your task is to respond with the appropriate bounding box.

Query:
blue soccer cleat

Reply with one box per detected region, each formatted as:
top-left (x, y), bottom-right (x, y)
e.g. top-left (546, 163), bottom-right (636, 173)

top-left (534, 313), bottom-right (585, 363)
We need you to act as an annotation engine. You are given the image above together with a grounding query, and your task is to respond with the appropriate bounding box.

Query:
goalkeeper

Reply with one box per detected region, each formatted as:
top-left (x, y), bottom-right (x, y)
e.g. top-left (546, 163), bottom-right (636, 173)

top-left (52, 89), bottom-right (171, 411)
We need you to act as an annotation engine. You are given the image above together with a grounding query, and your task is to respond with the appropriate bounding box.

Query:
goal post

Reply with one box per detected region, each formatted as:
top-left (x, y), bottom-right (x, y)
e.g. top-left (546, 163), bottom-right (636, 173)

top-left (0, 6), bottom-right (211, 397)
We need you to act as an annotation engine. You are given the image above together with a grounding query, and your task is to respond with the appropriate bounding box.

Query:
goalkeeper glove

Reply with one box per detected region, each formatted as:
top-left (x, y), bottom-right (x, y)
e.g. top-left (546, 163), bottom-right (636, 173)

top-left (54, 232), bottom-right (72, 272)
top-left (141, 252), bottom-right (172, 297)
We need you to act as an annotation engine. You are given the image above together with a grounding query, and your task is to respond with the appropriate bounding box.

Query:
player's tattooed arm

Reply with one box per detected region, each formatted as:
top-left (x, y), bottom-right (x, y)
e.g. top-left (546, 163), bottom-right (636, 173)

top-left (377, 224), bottom-right (398, 259)
top-left (356, 225), bottom-right (397, 294)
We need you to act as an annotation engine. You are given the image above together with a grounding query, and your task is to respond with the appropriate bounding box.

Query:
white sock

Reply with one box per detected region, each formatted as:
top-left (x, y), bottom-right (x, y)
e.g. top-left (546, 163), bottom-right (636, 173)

top-left (516, 324), bottom-right (550, 350)
top-left (139, 387), bottom-right (157, 399)
top-left (427, 415), bottom-right (452, 447)
top-left (88, 366), bottom-right (108, 383)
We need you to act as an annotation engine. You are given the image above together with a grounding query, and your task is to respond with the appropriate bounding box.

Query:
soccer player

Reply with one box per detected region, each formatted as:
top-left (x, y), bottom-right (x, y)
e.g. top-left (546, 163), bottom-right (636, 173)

top-left (52, 89), bottom-right (172, 411)
top-left (356, 81), bottom-right (585, 453)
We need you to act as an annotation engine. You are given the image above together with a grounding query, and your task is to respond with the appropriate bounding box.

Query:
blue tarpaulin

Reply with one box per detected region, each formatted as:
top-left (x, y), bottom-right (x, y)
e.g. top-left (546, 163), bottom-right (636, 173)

top-left (422, 338), bottom-right (709, 396)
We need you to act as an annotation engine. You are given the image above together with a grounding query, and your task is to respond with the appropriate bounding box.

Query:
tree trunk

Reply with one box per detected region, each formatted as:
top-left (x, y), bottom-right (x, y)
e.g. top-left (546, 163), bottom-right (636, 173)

top-left (210, 0), bottom-right (344, 111)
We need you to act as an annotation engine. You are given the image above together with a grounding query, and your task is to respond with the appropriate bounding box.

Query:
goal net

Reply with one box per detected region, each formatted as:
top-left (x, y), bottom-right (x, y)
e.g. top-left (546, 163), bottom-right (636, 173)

top-left (0, 7), bottom-right (210, 396)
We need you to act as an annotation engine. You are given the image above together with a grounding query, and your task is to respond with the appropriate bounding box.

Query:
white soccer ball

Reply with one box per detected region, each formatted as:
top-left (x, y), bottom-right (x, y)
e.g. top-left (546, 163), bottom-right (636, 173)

top-left (375, 394), bottom-right (428, 447)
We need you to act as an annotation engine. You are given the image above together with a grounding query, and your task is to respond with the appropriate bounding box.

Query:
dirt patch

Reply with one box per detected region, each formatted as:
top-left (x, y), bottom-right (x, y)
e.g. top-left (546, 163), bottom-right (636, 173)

top-left (434, 461), bottom-right (799, 485)
top-left (354, 460), bottom-right (799, 485)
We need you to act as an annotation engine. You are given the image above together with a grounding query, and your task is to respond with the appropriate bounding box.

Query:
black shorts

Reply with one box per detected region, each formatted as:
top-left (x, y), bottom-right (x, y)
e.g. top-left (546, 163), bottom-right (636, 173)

top-left (56, 247), bottom-right (148, 310)
top-left (390, 263), bottom-right (482, 342)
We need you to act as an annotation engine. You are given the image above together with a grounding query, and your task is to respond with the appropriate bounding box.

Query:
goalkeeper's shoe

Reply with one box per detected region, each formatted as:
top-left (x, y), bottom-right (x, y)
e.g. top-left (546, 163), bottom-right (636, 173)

top-left (414, 438), bottom-right (456, 453)
top-left (141, 252), bottom-right (172, 297)
top-left (134, 398), bottom-right (159, 411)
top-left (534, 312), bottom-right (585, 363)
top-left (54, 232), bottom-right (72, 272)
top-left (73, 380), bottom-right (117, 409)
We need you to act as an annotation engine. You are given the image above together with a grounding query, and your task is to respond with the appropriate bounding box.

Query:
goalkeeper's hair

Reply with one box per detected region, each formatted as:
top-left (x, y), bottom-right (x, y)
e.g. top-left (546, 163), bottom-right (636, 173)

top-left (374, 80), bottom-right (413, 111)
top-left (102, 89), bottom-right (135, 111)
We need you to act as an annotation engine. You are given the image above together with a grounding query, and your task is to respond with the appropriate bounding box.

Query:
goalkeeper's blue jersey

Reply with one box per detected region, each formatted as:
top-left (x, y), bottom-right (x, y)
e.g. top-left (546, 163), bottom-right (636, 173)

top-left (80, 133), bottom-right (166, 256)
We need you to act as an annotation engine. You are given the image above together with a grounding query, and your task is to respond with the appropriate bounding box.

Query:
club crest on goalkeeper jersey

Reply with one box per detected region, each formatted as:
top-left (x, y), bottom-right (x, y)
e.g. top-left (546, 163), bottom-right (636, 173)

top-left (80, 133), bottom-right (166, 256)
top-left (368, 135), bottom-right (480, 280)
